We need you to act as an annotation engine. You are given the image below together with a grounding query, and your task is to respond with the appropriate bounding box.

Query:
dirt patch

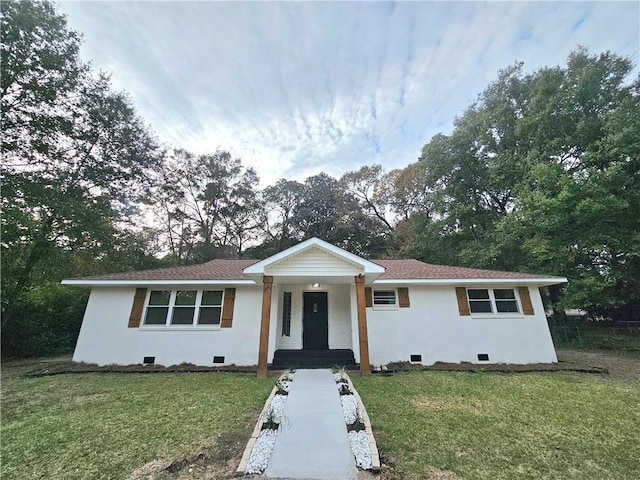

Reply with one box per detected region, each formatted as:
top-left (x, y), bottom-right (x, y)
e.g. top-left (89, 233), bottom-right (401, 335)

top-left (129, 415), bottom-right (259, 480)
top-left (412, 397), bottom-right (492, 414)
top-left (424, 466), bottom-right (461, 480)
top-left (379, 360), bottom-right (607, 375)
top-left (412, 398), bottom-right (456, 411)
top-left (556, 348), bottom-right (640, 384)
top-left (129, 460), bottom-right (172, 479)
top-left (357, 460), bottom-right (460, 480)
top-left (2, 358), bottom-right (274, 378)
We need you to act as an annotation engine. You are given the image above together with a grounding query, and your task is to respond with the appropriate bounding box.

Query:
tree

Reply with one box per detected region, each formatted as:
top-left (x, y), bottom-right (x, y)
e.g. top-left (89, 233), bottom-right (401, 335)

top-left (409, 48), bottom-right (639, 317)
top-left (409, 62), bottom-right (535, 269)
top-left (338, 165), bottom-right (394, 232)
top-left (151, 149), bottom-right (260, 263)
top-left (292, 173), bottom-right (340, 242)
top-left (500, 50), bottom-right (640, 313)
top-left (261, 179), bottom-right (305, 253)
top-left (382, 162), bottom-right (433, 222)
top-left (1, 1), bottom-right (164, 357)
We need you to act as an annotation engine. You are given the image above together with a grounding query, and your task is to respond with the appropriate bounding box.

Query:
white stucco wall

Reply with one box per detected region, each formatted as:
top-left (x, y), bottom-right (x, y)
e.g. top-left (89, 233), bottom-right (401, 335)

top-left (72, 282), bottom-right (557, 367)
top-left (366, 285), bottom-right (558, 366)
top-left (72, 286), bottom-right (263, 366)
top-left (274, 284), bottom-right (352, 350)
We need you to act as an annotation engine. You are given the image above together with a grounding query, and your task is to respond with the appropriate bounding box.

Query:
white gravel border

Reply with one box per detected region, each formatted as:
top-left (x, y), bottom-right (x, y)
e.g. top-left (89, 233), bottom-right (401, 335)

top-left (336, 371), bottom-right (381, 471)
top-left (244, 428), bottom-right (277, 474)
top-left (237, 371), bottom-right (294, 474)
top-left (340, 394), bottom-right (359, 425)
top-left (348, 430), bottom-right (373, 469)
top-left (239, 370), bottom-right (380, 474)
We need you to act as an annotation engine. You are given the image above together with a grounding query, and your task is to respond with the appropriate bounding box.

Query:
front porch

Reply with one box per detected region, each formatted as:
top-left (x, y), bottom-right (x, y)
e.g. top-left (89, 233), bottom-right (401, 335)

top-left (242, 238), bottom-right (385, 377)
top-left (266, 282), bottom-right (361, 370)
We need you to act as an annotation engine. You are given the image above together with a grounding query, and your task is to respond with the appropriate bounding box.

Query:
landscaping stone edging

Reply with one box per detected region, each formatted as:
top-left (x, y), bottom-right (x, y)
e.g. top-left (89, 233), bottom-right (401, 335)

top-left (342, 373), bottom-right (381, 471)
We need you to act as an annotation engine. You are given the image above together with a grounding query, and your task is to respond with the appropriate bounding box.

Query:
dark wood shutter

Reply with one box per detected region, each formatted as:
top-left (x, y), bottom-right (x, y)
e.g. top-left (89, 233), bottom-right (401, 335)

top-left (398, 287), bottom-right (410, 308)
top-left (455, 287), bottom-right (470, 316)
top-left (364, 287), bottom-right (373, 307)
top-left (518, 287), bottom-right (534, 315)
top-left (128, 288), bottom-right (147, 328)
top-left (221, 288), bottom-right (236, 327)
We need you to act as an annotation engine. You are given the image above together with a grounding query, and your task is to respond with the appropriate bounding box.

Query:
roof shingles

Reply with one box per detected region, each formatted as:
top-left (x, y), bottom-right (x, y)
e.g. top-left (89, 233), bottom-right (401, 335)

top-left (78, 259), bottom-right (257, 281)
top-left (74, 258), bottom-right (559, 282)
top-left (373, 259), bottom-right (556, 280)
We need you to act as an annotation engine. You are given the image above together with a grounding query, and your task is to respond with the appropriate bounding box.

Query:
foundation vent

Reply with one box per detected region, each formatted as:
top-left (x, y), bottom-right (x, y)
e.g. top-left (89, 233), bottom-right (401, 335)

top-left (213, 356), bottom-right (225, 364)
top-left (410, 354), bottom-right (422, 362)
top-left (477, 354), bottom-right (489, 361)
top-left (143, 356), bottom-right (155, 365)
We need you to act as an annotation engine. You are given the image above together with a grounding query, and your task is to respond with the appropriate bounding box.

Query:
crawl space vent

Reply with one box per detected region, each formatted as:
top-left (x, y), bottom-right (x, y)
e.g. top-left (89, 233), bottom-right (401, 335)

top-left (143, 356), bottom-right (155, 365)
top-left (213, 356), bottom-right (225, 364)
top-left (410, 354), bottom-right (422, 362)
top-left (477, 354), bottom-right (490, 361)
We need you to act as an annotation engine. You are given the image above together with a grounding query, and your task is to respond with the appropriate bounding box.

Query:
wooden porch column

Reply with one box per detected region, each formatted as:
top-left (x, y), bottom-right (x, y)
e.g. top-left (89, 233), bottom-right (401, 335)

top-left (355, 275), bottom-right (371, 375)
top-left (257, 275), bottom-right (273, 378)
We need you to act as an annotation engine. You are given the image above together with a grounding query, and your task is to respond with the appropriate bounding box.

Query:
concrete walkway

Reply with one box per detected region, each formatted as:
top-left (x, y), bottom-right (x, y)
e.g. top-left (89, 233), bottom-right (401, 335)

top-left (265, 369), bottom-right (357, 480)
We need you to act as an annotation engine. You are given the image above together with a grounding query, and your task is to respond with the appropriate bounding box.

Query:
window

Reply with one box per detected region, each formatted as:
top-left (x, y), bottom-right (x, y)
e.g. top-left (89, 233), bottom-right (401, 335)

top-left (467, 288), bottom-right (519, 315)
top-left (199, 290), bottom-right (222, 325)
top-left (468, 289), bottom-right (492, 313)
top-left (172, 290), bottom-right (196, 324)
top-left (282, 292), bottom-right (292, 336)
top-left (373, 290), bottom-right (397, 307)
top-left (143, 290), bottom-right (224, 327)
top-left (145, 290), bottom-right (171, 324)
top-left (494, 289), bottom-right (518, 313)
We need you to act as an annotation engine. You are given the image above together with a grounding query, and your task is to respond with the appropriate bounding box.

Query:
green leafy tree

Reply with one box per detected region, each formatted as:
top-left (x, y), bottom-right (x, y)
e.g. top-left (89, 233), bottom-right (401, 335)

top-left (411, 62), bottom-right (532, 269)
top-left (1, 1), bottom-right (164, 357)
top-left (292, 173), bottom-right (340, 242)
top-left (409, 48), bottom-right (639, 317)
top-left (501, 50), bottom-right (640, 314)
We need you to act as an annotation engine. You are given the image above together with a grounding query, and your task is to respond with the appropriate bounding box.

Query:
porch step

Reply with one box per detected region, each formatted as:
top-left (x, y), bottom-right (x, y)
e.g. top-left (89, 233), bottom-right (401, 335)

top-left (270, 349), bottom-right (357, 369)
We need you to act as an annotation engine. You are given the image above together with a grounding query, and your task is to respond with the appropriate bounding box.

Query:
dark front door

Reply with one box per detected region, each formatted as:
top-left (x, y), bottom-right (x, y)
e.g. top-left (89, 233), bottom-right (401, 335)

top-left (303, 292), bottom-right (329, 349)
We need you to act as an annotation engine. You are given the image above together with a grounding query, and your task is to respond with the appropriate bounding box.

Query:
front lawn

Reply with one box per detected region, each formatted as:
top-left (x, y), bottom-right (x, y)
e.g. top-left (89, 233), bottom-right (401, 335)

top-left (1, 367), bottom-right (274, 480)
top-left (352, 369), bottom-right (640, 479)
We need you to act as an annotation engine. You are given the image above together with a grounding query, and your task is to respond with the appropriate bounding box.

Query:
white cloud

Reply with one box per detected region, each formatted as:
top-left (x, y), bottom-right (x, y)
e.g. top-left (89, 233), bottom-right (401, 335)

top-left (58, 1), bottom-right (640, 186)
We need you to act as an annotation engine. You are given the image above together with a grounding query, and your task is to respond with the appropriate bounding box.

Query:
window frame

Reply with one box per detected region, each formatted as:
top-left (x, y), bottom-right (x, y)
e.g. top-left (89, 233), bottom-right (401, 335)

top-left (281, 291), bottom-right (292, 337)
top-left (372, 289), bottom-right (399, 310)
top-left (466, 288), bottom-right (522, 317)
top-left (141, 289), bottom-right (225, 329)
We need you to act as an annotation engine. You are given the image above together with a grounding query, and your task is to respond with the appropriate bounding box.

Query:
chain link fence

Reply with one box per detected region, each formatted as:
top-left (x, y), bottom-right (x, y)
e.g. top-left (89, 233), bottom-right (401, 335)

top-left (550, 321), bottom-right (640, 350)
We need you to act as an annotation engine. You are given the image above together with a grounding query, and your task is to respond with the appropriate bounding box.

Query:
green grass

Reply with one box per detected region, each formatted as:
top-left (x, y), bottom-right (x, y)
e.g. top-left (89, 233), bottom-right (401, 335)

top-left (1, 371), bottom-right (274, 480)
top-left (352, 370), bottom-right (640, 479)
top-left (577, 331), bottom-right (640, 353)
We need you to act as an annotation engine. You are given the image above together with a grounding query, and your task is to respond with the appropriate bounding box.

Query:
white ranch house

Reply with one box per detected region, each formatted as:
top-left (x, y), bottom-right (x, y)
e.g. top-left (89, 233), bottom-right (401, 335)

top-left (64, 237), bottom-right (566, 376)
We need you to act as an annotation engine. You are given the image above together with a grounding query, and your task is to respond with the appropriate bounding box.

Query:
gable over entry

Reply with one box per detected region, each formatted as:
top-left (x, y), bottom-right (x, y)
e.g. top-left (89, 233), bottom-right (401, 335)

top-left (243, 238), bottom-right (385, 377)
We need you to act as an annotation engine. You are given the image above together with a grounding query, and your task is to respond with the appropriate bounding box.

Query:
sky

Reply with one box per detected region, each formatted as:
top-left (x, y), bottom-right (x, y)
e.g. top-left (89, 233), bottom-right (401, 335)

top-left (57, 1), bottom-right (640, 187)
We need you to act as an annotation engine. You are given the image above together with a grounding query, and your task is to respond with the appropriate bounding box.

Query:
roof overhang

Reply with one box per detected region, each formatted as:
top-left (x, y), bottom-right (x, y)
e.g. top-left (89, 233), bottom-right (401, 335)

top-left (243, 237), bottom-right (385, 284)
top-left (61, 279), bottom-right (257, 288)
top-left (373, 277), bottom-right (568, 287)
